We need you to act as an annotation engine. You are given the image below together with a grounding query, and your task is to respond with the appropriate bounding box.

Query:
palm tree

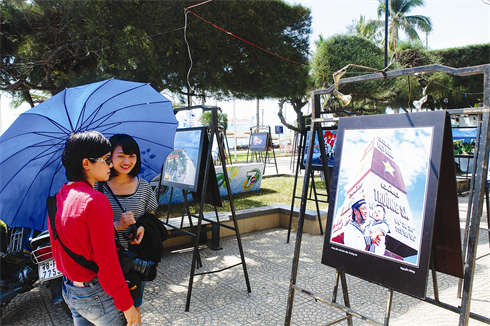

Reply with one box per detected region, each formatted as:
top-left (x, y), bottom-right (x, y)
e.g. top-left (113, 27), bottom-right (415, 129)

top-left (347, 15), bottom-right (382, 43)
top-left (377, 0), bottom-right (432, 52)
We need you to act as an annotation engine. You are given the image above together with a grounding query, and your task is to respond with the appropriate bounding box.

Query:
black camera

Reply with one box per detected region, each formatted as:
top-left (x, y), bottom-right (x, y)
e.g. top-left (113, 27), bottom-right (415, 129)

top-left (125, 224), bottom-right (137, 242)
top-left (118, 249), bottom-right (155, 278)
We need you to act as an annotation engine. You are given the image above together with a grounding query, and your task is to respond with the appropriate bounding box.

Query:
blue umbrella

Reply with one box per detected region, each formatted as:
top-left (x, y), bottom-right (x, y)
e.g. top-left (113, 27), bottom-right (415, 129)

top-left (0, 79), bottom-right (178, 231)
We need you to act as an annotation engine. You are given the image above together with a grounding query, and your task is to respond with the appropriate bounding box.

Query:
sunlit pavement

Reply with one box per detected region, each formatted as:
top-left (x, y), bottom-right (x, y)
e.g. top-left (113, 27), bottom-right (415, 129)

top-left (1, 157), bottom-right (488, 325)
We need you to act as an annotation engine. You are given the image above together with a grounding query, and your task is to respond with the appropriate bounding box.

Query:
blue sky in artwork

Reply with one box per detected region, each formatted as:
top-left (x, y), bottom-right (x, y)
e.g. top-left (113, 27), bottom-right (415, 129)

top-left (334, 127), bottom-right (433, 236)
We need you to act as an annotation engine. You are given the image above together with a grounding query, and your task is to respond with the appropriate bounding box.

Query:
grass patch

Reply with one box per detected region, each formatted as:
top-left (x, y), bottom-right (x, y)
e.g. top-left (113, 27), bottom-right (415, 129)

top-left (221, 150), bottom-right (291, 164)
top-left (155, 175), bottom-right (329, 219)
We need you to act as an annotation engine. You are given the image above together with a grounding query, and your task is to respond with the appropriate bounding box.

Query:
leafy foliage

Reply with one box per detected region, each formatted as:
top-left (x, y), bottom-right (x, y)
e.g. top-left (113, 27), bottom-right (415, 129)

top-left (376, 0), bottom-right (432, 51)
top-left (391, 44), bottom-right (488, 109)
top-left (200, 111), bottom-right (228, 131)
top-left (310, 35), bottom-right (395, 114)
top-left (1, 0), bottom-right (311, 106)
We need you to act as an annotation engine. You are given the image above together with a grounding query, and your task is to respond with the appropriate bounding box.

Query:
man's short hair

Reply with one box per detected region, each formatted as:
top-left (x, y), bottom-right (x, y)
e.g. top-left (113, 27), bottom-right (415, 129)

top-left (62, 131), bottom-right (111, 181)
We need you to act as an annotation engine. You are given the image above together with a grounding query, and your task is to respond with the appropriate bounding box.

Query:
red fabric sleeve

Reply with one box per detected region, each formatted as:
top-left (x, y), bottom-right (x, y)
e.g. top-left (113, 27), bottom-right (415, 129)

top-left (49, 182), bottom-right (133, 312)
top-left (86, 191), bottom-right (134, 311)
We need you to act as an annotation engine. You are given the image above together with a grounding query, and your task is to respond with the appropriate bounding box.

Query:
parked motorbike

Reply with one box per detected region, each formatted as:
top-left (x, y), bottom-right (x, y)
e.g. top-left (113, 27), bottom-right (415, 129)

top-left (0, 225), bottom-right (70, 317)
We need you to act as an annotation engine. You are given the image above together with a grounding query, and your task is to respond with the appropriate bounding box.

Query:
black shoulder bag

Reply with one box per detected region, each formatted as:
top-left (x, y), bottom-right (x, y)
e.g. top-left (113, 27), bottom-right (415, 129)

top-left (47, 196), bottom-right (98, 273)
top-left (47, 195), bottom-right (141, 301)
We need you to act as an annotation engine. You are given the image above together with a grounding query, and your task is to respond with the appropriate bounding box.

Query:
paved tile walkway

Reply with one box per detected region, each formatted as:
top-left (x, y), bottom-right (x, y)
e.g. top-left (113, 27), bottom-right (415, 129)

top-left (1, 156), bottom-right (488, 325)
top-left (1, 194), bottom-right (488, 325)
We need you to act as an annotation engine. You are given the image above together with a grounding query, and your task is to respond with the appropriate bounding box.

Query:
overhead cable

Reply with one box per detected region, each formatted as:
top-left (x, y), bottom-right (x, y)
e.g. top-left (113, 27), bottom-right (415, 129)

top-left (184, 6), bottom-right (307, 67)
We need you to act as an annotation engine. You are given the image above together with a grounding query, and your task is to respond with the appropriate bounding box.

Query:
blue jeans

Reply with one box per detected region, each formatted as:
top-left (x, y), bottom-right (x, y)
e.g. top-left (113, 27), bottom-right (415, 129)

top-left (62, 276), bottom-right (127, 326)
top-left (134, 281), bottom-right (145, 308)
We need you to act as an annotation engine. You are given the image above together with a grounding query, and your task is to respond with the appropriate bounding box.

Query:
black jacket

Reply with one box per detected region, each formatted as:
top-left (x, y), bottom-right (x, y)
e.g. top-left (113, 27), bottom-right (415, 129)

top-left (128, 213), bottom-right (168, 280)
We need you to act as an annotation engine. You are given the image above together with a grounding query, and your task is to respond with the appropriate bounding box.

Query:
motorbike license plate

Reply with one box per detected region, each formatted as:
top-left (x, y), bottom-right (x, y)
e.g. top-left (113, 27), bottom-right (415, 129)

top-left (38, 258), bottom-right (62, 281)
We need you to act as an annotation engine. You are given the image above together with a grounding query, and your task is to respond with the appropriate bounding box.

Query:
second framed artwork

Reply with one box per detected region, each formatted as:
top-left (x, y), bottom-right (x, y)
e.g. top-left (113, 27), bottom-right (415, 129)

top-left (161, 127), bottom-right (205, 192)
top-left (321, 110), bottom-right (462, 299)
top-left (300, 127), bottom-right (338, 171)
top-left (250, 132), bottom-right (269, 152)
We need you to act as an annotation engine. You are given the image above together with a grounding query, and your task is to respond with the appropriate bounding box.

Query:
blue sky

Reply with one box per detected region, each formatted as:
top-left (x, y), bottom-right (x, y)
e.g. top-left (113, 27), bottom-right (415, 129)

top-left (334, 127), bottom-right (433, 240)
top-left (287, 0), bottom-right (490, 51)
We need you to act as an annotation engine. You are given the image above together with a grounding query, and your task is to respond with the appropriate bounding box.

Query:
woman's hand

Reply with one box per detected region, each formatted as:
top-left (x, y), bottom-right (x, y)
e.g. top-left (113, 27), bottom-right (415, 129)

top-left (130, 226), bottom-right (145, 245)
top-left (123, 305), bottom-right (139, 326)
top-left (114, 211), bottom-right (135, 231)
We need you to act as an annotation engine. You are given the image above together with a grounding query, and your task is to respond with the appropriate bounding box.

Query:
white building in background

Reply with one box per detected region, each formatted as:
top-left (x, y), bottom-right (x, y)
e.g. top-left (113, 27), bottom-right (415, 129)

top-left (173, 97), bottom-right (301, 148)
top-left (1, 92), bottom-right (300, 147)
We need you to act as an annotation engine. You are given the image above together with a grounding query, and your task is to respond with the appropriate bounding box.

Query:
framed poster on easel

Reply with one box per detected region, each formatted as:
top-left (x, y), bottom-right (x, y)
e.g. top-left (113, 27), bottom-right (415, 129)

top-left (161, 126), bottom-right (222, 206)
top-left (162, 127), bottom-right (206, 192)
top-left (321, 110), bottom-right (463, 299)
top-left (300, 127), bottom-right (338, 171)
top-left (250, 132), bottom-right (269, 152)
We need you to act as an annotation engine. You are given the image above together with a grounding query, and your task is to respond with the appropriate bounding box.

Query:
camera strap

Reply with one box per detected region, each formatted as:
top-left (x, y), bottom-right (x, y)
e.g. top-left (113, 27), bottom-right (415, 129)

top-left (47, 196), bottom-right (99, 273)
top-left (98, 182), bottom-right (138, 242)
top-left (98, 182), bottom-right (126, 212)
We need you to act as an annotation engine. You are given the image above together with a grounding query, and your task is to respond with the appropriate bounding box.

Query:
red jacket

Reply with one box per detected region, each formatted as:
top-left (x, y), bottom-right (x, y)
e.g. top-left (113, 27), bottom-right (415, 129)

top-left (48, 181), bottom-right (133, 311)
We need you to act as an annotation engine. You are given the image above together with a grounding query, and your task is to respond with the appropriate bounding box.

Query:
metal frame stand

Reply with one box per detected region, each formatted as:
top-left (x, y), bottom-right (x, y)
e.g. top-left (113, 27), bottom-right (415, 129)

top-left (286, 130), bottom-right (328, 243)
top-left (284, 64), bottom-right (490, 326)
top-left (174, 105), bottom-right (251, 312)
top-left (246, 125), bottom-right (279, 174)
top-left (290, 131), bottom-right (300, 173)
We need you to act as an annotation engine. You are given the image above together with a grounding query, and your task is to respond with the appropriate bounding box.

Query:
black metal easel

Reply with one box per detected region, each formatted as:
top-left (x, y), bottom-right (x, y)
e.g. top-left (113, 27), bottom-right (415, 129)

top-left (284, 64), bottom-right (490, 326)
top-left (171, 106), bottom-right (252, 312)
top-left (246, 125), bottom-right (278, 174)
top-left (286, 128), bottom-right (330, 243)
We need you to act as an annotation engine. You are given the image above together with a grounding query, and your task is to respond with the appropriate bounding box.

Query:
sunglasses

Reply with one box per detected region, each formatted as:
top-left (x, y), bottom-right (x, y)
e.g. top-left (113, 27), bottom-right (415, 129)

top-left (89, 156), bottom-right (112, 165)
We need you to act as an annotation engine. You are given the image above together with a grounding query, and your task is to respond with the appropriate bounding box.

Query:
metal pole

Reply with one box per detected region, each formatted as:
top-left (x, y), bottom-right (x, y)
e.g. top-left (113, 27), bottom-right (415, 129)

top-left (256, 98), bottom-right (260, 127)
top-left (233, 100), bottom-right (237, 163)
top-left (459, 67), bottom-right (490, 325)
top-left (384, 0), bottom-right (389, 68)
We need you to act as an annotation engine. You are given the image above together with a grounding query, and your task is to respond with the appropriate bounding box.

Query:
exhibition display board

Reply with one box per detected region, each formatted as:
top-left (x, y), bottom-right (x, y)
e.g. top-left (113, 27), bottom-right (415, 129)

top-left (156, 107), bottom-right (251, 312)
top-left (150, 162), bottom-right (264, 204)
top-left (285, 64), bottom-right (490, 326)
top-left (300, 127), bottom-right (338, 170)
top-left (322, 111), bottom-right (463, 299)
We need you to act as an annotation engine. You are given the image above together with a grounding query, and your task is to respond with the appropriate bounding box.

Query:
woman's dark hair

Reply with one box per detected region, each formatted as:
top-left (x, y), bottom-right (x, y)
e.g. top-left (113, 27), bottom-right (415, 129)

top-left (62, 131), bottom-right (111, 181)
top-left (109, 134), bottom-right (141, 178)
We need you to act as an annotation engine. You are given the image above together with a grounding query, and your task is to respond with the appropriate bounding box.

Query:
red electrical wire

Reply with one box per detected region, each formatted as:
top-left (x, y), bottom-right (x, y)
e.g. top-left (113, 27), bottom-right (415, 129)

top-left (184, 0), bottom-right (213, 10)
top-left (184, 7), bottom-right (307, 66)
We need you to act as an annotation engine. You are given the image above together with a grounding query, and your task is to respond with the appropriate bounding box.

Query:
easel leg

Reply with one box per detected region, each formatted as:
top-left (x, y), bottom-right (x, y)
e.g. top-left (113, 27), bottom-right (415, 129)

top-left (384, 288), bottom-right (394, 326)
top-left (310, 174), bottom-right (324, 236)
top-left (486, 185), bottom-right (490, 252)
top-left (340, 271), bottom-right (353, 326)
top-left (287, 143), bottom-right (303, 243)
top-left (183, 190), bottom-right (202, 269)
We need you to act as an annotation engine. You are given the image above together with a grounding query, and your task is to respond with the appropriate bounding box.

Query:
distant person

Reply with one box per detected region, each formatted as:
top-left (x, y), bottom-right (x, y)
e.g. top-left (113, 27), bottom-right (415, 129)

top-left (343, 198), bottom-right (372, 251)
top-left (49, 131), bottom-right (138, 326)
top-left (366, 205), bottom-right (390, 255)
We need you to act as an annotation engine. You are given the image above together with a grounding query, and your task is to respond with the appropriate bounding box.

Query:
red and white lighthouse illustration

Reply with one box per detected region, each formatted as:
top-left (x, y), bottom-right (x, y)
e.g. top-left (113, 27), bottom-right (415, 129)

top-left (331, 136), bottom-right (420, 264)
